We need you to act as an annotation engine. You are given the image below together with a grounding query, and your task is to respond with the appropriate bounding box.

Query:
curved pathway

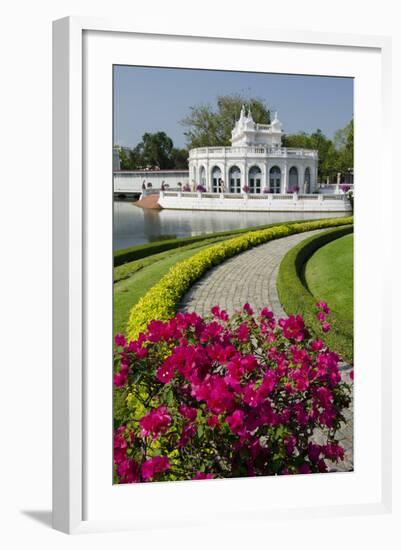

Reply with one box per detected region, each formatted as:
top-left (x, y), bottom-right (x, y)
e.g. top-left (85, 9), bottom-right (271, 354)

top-left (179, 228), bottom-right (325, 318)
top-left (179, 228), bottom-right (353, 473)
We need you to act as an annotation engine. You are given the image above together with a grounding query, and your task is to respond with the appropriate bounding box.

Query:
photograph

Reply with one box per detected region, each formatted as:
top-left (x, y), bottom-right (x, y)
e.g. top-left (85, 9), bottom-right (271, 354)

top-left (112, 65), bottom-right (354, 484)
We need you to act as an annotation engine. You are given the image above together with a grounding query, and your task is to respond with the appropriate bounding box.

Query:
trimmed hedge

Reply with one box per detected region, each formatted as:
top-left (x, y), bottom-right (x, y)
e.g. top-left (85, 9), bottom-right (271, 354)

top-left (114, 217), bottom-right (349, 267)
top-left (126, 216), bottom-right (353, 341)
top-left (277, 226), bottom-right (354, 363)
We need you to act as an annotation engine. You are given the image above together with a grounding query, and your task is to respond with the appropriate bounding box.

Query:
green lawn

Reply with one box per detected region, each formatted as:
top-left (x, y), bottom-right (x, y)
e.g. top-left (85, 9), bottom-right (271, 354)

top-left (304, 234), bottom-right (353, 323)
top-left (113, 240), bottom-right (221, 334)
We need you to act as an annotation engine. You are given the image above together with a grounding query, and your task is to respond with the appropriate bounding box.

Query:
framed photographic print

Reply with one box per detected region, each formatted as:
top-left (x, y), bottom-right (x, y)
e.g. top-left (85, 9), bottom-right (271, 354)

top-left (52, 17), bottom-right (392, 534)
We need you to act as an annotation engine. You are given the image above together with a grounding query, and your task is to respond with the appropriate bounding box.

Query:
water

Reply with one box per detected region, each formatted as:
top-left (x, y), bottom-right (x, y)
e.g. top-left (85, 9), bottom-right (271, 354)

top-left (113, 201), bottom-right (346, 251)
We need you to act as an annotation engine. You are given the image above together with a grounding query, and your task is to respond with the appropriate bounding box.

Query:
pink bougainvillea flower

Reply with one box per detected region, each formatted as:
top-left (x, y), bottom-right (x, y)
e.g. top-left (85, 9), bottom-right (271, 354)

top-left (193, 472), bottom-right (214, 480)
top-left (115, 333), bottom-right (126, 347)
top-left (178, 422), bottom-right (196, 447)
top-left (316, 301), bottom-right (331, 314)
top-left (141, 456), bottom-right (170, 480)
top-left (207, 415), bottom-right (219, 428)
top-left (243, 303), bottom-right (254, 315)
top-left (279, 315), bottom-right (308, 342)
top-left (156, 356), bottom-right (176, 384)
top-left (323, 443), bottom-right (344, 462)
top-left (316, 311), bottom-right (326, 323)
top-left (211, 305), bottom-right (229, 322)
top-left (236, 322), bottom-right (250, 342)
top-left (139, 406), bottom-right (171, 439)
top-left (179, 405), bottom-right (197, 421)
top-left (298, 464), bottom-right (312, 474)
top-left (284, 435), bottom-right (297, 456)
top-left (117, 458), bottom-right (140, 483)
top-left (350, 369), bottom-right (354, 380)
top-left (308, 442), bottom-right (322, 463)
top-left (226, 409), bottom-right (246, 435)
top-left (260, 306), bottom-right (274, 319)
top-left (321, 322), bottom-right (331, 333)
top-left (311, 339), bottom-right (325, 351)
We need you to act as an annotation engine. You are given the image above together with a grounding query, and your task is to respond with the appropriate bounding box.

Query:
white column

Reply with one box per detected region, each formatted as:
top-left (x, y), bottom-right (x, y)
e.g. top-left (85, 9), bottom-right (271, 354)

top-left (282, 163), bottom-right (288, 193)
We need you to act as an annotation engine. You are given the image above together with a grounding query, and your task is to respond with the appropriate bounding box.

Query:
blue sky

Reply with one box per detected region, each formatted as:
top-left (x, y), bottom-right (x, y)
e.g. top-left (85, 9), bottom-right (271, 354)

top-left (114, 65), bottom-right (353, 149)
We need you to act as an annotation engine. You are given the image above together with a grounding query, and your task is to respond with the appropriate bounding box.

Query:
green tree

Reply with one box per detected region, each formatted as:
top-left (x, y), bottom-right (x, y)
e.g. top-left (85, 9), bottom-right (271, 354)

top-left (118, 147), bottom-right (132, 170)
top-left (171, 147), bottom-right (189, 169)
top-left (134, 131), bottom-right (175, 169)
top-left (181, 94), bottom-right (270, 148)
top-left (334, 119), bottom-right (353, 174)
top-left (283, 129), bottom-right (341, 182)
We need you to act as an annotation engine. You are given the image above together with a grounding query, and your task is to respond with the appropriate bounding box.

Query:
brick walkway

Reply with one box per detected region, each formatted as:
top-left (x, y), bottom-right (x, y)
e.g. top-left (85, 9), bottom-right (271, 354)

top-left (179, 228), bottom-right (353, 473)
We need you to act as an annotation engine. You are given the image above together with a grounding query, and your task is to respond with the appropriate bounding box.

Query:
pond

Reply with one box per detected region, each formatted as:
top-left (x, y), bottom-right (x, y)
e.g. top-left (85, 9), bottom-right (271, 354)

top-left (113, 201), bottom-right (346, 251)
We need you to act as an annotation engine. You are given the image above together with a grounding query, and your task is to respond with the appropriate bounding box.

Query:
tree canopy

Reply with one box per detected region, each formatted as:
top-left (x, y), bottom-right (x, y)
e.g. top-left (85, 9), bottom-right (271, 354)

top-left (181, 94), bottom-right (270, 148)
top-left (283, 120), bottom-right (353, 181)
top-left (117, 131), bottom-right (188, 170)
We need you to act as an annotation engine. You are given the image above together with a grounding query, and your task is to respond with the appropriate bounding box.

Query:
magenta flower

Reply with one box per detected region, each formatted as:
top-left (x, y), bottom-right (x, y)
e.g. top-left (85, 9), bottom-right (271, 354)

top-left (316, 301), bottom-right (330, 314)
top-left (243, 303), bottom-right (254, 315)
top-left (260, 307), bottom-right (274, 319)
top-left (141, 456), bottom-right (170, 480)
top-left (237, 322), bottom-right (250, 342)
top-left (115, 333), bottom-right (126, 347)
top-left (284, 435), bottom-right (297, 455)
top-left (193, 472), bottom-right (214, 480)
top-left (279, 315), bottom-right (308, 342)
top-left (179, 405), bottom-right (197, 421)
top-left (117, 458), bottom-right (141, 483)
top-left (226, 409), bottom-right (246, 435)
top-left (139, 406), bottom-right (171, 439)
top-left (298, 464), bottom-right (311, 474)
top-left (321, 322), bottom-right (331, 333)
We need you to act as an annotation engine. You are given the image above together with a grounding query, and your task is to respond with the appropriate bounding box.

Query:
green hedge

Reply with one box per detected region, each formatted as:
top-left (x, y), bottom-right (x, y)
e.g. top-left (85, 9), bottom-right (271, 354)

top-left (126, 216), bottom-right (353, 341)
top-left (276, 226), bottom-right (354, 363)
top-left (114, 218), bottom-right (349, 267)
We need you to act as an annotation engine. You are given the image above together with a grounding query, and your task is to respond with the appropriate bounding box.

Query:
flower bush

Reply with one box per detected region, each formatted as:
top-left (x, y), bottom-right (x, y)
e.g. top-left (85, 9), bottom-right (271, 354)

top-left (242, 185), bottom-right (249, 193)
top-left (114, 303), bottom-right (351, 483)
top-left (340, 184), bottom-right (351, 193)
top-left (196, 184), bottom-right (206, 193)
top-left (182, 183), bottom-right (191, 192)
top-left (126, 217), bottom-right (353, 340)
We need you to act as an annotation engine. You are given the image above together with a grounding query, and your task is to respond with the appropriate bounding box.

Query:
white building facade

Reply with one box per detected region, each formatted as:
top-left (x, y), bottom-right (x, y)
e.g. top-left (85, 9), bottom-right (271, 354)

top-left (188, 107), bottom-right (318, 194)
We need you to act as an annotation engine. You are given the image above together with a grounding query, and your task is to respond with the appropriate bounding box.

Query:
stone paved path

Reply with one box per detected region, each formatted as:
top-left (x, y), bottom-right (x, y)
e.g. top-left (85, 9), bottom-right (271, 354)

top-left (179, 229), bottom-right (325, 318)
top-left (179, 228), bottom-right (353, 473)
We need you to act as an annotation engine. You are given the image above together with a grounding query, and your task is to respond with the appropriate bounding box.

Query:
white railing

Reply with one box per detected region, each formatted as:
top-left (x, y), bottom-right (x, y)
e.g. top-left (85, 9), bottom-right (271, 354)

top-left (159, 190), bottom-right (351, 212)
top-left (189, 146), bottom-right (318, 160)
top-left (161, 191), bottom-right (344, 201)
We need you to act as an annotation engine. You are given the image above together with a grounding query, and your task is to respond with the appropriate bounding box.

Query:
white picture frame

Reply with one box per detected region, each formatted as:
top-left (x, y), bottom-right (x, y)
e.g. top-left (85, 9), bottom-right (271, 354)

top-left (52, 16), bottom-right (392, 534)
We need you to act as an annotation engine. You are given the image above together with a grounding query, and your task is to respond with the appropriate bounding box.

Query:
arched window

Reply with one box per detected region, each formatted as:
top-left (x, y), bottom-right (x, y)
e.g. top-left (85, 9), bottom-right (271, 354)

top-left (229, 166), bottom-right (241, 193)
top-left (199, 166), bottom-right (206, 188)
top-left (304, 167), bottom-right (311, 193)
top-left (269, 166), bottom-right (281, 193)
top-left (289, 166), bottom-right (299, 191)
top-left (249, 166), bottom-right (262, 194)
top-left (211, 166), bottom-right (222, 193)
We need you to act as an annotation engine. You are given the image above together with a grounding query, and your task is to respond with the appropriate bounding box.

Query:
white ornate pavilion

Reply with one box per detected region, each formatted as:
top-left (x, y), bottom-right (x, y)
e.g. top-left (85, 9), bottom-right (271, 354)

top-left (188, 106), bottom-right (318, 194)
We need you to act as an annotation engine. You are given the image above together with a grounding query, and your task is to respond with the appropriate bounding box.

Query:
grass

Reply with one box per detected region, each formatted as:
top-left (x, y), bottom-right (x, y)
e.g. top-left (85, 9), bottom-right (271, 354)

top-left (304, 234), bottom-right (353, 324)
top-left (277, 226), bottom-right (354, 362)
top-left (113, 240), bottom-right (219, 334)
